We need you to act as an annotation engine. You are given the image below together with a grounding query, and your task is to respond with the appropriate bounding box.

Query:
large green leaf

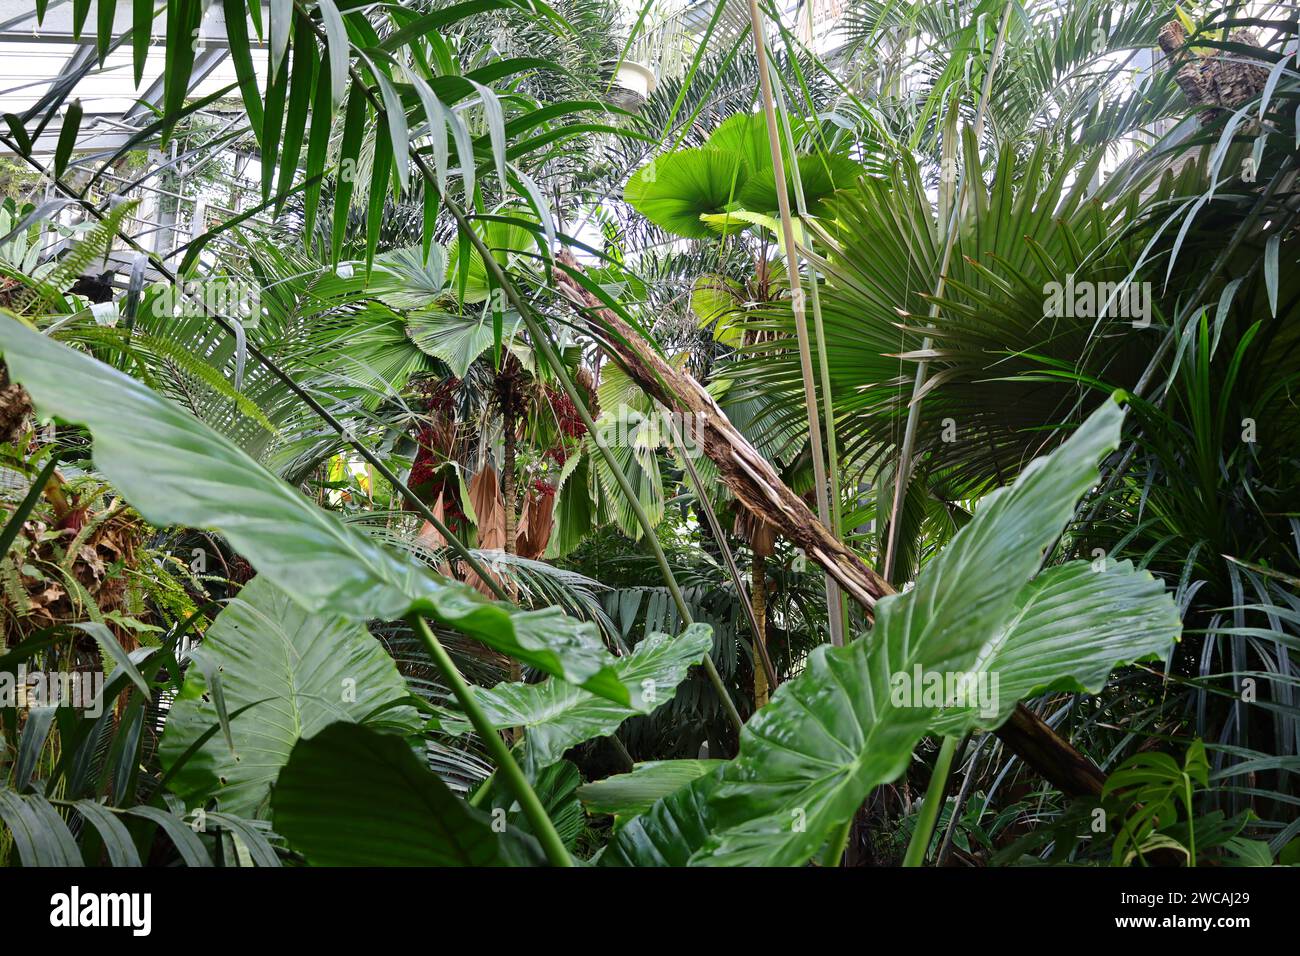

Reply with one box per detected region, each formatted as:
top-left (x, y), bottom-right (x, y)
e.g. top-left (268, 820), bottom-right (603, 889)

top-left (545, 454), bottom-right (593, 560)
top-left (587, 424), bottom-right (665, 541)
top-left (623, 148), bottom-right (748, 239)
top-left (598, 767), bottom-right (722, 867)
top-left (271, 722), bottom-right (510, 866)
top-left (626, 114), bottom-right (858, 239)
top-left (693, 398), bottom-right (1133, 866)
top-left (579, 759), bottom-right (723, 822)
top-left (159, 576), bottom-right (421, 817)
top-left (0, 317), bottom-right (628, 703)
top-left (929, 558), bottom-right (1182, 737)
top-left (703, 112), bottom-right (780, 182)
top-left (445, 625), bottom-right (713, 772)
top-left (371, 244), bottom-right (451, 309)
top-left (0, 790), bottom-right (82, 865)
top-left (690, 274), bottom-right (747, 346)
top-left (736, 154), bottom-right (866, 218)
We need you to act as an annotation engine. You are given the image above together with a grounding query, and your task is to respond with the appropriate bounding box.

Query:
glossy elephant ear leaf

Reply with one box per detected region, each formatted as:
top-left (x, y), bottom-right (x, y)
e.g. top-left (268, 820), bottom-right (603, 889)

top-left (443, 625), bottom-right (714, 772)
top-left (579, 759), bottom-right (723, 822)
top-left (0, 317), bottom-right (626, 703)
top-left (928, 558), bottom-right (1181, 737)
top-left (597, 766), bottom-right (722, 867)
top-left (692, 398), bottom-right (1132, 866)
top-left (271, 722), bottom-right (506, 866)
top-left (623, 148), bottom-right (749, 239)
top-left (159, 575), bottom-right (422, 817)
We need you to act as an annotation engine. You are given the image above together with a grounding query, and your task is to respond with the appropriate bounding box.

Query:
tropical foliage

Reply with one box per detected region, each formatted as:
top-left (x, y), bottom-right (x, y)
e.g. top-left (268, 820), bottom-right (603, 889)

top-left (0, 0), bottom-right (1296, 869)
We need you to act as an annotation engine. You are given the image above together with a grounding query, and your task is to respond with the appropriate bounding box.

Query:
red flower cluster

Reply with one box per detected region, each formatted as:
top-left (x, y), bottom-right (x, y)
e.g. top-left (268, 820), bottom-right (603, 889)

top-left (548, 386), bottom-right (587, 439)
top-left (409, 438), bottom-right (439, 488)
top-left (409, 376), bottom-right (460, 488)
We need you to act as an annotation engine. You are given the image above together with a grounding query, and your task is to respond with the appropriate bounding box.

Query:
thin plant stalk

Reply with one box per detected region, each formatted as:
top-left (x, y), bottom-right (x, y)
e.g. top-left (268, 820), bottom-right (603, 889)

top-left (769, 69), bottom-right (850, 639)
top-left (666, 414), bottom-right (779, 691)
top-left (902, 734), bottom-right (960, 867)
top-left (936, 734), bottom-right (988, 866)
top-left (409, 614), bottom-right (573, 867)
top-left (743, 0), bottom-right (845, 646)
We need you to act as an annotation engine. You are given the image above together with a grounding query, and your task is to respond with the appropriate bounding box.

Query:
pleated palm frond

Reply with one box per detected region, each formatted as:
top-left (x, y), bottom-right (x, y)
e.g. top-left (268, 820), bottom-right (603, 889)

top-left (724, 133), bottom-right (1172, 497)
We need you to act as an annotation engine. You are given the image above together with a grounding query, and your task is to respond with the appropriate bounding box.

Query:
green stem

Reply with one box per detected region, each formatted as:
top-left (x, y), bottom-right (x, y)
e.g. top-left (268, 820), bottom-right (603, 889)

top-left (903, 735), bottom-right (959, 867)
top-left (409, 615), bottom-right (572, 867)
top-left (819, 816), bottom-right (852, 867)
top-left (467, 773), bottom-right (494, 808)
top-left (743, 0), bottom-right (845, 647)
top-left (768, 53), bottom-right (850, 641)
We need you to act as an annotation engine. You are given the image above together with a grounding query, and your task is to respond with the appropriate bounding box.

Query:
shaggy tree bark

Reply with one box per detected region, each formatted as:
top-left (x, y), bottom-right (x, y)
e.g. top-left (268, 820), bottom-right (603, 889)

top-left (0, 361), bottom-right (32, 447)
top-left (553, 255), bottom-right (890, 611)
top-left (752, 549), bottom-right (769, 710)
top-left (1158, 20), bottom-right (1269, 125)
top-left (496, 364), bottom-right (524, 710)
top-left (553, 252), bottom-right (1106, 797)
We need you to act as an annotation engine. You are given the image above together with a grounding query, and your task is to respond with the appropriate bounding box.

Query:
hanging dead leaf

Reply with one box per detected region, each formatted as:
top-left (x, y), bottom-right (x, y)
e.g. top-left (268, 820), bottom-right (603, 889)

top-left (516, 485), bottom-right (555, 560)
top-left (467, 464), bottom-right (506, 552)
top-left (463, 465), bottom-right (507, 595)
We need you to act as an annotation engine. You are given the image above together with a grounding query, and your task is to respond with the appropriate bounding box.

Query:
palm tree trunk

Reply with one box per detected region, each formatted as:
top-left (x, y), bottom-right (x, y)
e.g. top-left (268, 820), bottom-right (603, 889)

top-left (752, 549), bottom-right (768, 709)
top-left (503, 392), bottom-right (518, 558)
top-left (500, 372), bottom-right (523, 719)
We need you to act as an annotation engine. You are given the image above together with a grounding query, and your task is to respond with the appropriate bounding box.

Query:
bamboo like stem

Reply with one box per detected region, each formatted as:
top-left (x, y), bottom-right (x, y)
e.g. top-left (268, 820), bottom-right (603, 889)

top-left (769, 67), bottom-right (850, 638)
top-left (743, 0), bottom-right (845, 647)
top-left (903, 735), bottom-right (959, 867)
